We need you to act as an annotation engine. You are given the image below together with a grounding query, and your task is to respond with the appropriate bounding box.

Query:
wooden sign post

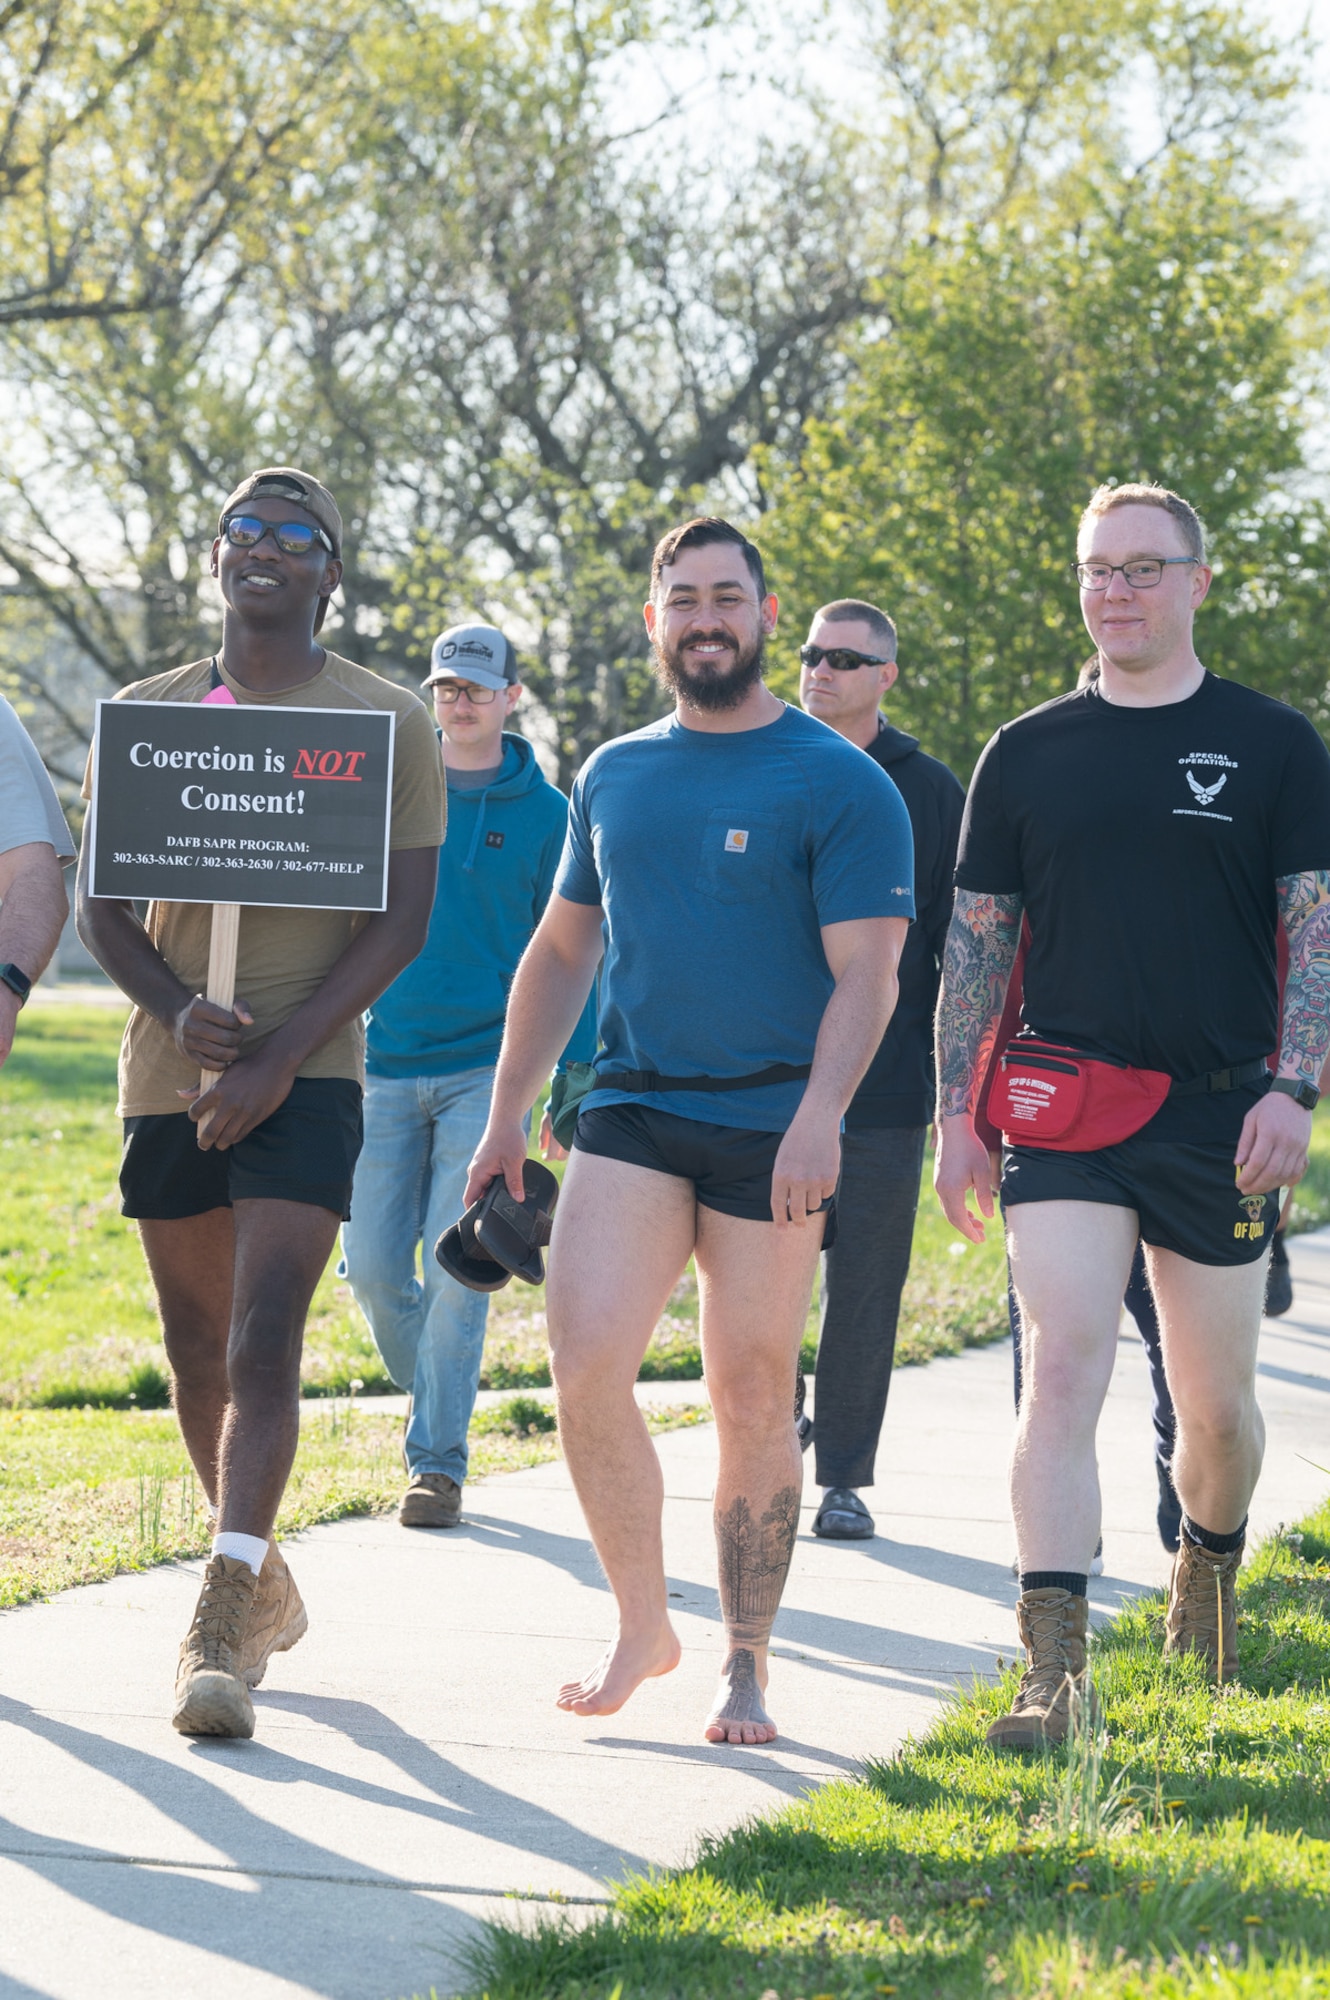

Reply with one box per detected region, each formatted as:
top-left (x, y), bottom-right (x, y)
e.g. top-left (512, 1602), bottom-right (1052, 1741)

top-left (198, 901), bottom-right (241, 1127)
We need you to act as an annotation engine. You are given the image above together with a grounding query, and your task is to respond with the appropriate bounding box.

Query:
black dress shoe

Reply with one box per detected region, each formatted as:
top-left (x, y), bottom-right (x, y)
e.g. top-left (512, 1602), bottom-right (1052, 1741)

top-left (813, 1487), bottom-right (875, 1539)
top-left (1264, 1233), bottom-right (1293, 1319)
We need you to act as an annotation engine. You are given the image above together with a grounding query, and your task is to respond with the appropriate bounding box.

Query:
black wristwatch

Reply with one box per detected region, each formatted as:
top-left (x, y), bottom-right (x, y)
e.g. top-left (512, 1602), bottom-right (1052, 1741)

top-left (0, 962), bottom-right (31, 1008)
top-left (1269, 1075), bottom-right (1320, 1111)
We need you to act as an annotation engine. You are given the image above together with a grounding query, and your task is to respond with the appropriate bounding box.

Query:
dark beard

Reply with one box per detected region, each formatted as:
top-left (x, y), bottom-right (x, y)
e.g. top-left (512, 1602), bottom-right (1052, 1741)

top-left (652, 629), bottom-right (766, 712)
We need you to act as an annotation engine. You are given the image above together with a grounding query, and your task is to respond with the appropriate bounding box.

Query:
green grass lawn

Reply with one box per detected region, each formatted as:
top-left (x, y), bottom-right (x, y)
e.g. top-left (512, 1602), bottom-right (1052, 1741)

top-left (0, 1000), bottom-right (1010, 1409)
top-left (454, 1500), bottom-right (1330, 2000)
top-left (0, 1394), bottom-right (711, 1609)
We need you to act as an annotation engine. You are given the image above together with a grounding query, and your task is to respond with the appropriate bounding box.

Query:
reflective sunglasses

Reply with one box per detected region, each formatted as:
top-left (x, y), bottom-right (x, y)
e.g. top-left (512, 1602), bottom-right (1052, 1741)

top-left (799, 643), bottom-right (892, 671)
top-left (222, 513), bottom-right (335, 557)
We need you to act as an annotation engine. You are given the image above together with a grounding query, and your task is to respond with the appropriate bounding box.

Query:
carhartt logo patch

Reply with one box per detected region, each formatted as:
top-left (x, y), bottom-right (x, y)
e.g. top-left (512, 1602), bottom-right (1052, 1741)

top-left (485, 830), bottom-right (504, 849)
top-left (724, 829), bottom-right (749, 853)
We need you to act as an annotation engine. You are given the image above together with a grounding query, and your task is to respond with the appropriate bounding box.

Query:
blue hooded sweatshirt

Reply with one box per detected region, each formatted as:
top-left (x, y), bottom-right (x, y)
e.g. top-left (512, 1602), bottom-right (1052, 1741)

top-left (366, 732), bottom-right (596, 1078)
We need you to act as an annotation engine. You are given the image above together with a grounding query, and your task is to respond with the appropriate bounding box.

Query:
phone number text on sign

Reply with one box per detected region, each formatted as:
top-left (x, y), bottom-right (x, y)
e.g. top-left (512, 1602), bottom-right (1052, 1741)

top-left (89, 701), bottom-right (394, 912)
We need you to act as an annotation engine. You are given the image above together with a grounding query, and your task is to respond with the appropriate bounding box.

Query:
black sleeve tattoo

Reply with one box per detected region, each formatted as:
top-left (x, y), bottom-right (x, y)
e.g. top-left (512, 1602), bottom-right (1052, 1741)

top-left (933, 889), bottom-right (1024, 1119)
top-left (716, 1487), bottom-right (800, 1649)
top-left (1276, 870), bottom-right (1330, 1087)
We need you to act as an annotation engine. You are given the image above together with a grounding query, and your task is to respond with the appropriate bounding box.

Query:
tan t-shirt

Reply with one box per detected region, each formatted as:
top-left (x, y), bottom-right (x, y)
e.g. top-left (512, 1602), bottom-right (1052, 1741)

top-left (83, 653), bottom-right (445, 1115)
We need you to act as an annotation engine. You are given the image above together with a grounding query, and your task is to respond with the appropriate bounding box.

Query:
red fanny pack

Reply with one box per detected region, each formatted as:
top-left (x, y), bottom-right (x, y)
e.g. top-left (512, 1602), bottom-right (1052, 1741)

top-left (985, 1039), bottom-right (1172, 1152)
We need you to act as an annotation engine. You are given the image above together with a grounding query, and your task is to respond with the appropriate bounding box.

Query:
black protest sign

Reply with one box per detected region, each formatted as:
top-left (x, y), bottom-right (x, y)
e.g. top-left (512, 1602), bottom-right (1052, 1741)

top-left (88, 701), bottom-right (395, 911)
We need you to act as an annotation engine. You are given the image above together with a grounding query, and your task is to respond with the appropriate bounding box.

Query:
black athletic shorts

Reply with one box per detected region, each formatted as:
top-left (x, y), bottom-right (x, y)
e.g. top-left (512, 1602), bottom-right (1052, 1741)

top-left (1000, 1131), bottom-right (1280, 1267)
top-left (120, 1078), bottom-right (364, 1221)
top-left (574, 1100), bottom-right (837, 1240)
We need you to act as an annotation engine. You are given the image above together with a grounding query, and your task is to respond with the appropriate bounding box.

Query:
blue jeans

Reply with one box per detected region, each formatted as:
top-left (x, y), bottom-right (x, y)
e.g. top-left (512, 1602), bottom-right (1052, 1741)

top-left (341, 1067), bottom-right (497, 1483)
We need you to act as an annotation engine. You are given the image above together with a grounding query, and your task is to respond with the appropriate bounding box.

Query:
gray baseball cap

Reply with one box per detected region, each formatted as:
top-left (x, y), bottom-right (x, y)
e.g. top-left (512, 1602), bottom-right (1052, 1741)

top-left (424, 622), bottom-right (519, 693)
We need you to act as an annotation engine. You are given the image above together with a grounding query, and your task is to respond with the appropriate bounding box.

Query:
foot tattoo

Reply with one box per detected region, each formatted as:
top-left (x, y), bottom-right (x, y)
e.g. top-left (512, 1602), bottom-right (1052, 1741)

top-left (704, 1647), bottom-right (777, 1745)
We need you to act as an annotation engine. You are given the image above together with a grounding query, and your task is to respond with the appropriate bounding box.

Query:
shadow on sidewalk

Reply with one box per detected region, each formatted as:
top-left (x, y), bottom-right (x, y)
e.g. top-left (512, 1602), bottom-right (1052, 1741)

top-left (0, 1689), bottom-right (637, 1993)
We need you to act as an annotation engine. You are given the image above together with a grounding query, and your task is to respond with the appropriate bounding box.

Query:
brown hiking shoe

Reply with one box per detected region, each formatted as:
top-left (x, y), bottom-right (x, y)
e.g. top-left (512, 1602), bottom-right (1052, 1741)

top-left (239, 1538), bottom-right (308, 1689)
top-left (987, 1588), bottom-right (1093, 1751)
top-left (1164, 1533), bottom-right (1242, 1682)
top-left (172, 1555), bottom-right (259, 1738)
top-left (399, 1472), bottom-right (462, 1528)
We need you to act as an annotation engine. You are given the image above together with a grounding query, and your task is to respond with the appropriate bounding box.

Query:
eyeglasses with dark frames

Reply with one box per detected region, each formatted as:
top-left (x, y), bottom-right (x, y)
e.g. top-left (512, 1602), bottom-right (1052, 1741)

top-left (1071, 557), bottom-right (1197, 591)
top-left (433, 682), bottom-right (498, 704)
top-left (222, 514), bottom-right (335, 557)
top-left (799, 643), bottom-right (892, 671)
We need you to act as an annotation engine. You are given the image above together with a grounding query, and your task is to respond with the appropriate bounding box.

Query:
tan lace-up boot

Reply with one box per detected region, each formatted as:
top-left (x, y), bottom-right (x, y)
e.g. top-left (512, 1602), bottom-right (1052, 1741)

top-left (239, 1538), bottom-right (308, 1689)
top-left (172, 1555), bottom-right (259, 1737)
top-left (1164, 1533), bottom-right (1242, 1683)
top-left (986, 1588), bottom-right (1093, 1751)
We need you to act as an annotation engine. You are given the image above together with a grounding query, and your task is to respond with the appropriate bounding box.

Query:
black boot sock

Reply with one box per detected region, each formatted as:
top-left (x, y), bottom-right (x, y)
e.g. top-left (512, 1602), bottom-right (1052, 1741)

top-left (1181, 1514), bottom-right (1247, 1556)
top-left (1020, 1570), bottom-right (1088, 1596)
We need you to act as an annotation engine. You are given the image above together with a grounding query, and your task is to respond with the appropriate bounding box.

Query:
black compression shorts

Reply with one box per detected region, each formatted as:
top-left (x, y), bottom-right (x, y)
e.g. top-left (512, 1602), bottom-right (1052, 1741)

top-left (1000, 1131), bottom-right (1279, 1266)
top-left (573, 1101), bottom-right (837, 1240)
top-left (120, 1078), bottom-right (364, 1221)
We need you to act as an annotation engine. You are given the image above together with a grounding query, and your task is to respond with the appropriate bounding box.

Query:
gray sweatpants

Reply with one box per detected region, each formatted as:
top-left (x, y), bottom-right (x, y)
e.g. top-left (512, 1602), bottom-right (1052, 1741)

top-left (813, 1124), bottom-right (927, 1490)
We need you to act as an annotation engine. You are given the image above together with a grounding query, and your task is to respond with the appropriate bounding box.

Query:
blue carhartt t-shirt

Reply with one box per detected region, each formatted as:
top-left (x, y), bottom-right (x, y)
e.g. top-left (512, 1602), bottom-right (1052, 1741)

top-left (555, 704), bottom-right (915, 1132)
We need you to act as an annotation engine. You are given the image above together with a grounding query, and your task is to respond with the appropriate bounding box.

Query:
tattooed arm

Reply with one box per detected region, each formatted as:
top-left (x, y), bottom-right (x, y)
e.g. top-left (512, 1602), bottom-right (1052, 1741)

top-left (1235, 869), bottom-right (1330, 1196)
top-left (932, 888), bottom-right (1024, 1241)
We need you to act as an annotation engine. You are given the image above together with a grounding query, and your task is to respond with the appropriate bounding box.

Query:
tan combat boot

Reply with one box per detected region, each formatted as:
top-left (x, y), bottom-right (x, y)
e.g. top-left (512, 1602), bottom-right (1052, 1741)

top-left (987, 1588), bottom-right (1093, 1751)
top-left (172, 1555), bottom-right (259, 1738)
top-left (239, 1538), bottom-right (309, 1689)
top-left (1164, 1533), bottom-right (1242, 1683)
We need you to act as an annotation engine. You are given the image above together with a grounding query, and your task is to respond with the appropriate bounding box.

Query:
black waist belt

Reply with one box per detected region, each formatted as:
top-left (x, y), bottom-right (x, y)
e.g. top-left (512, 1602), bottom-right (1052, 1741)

top-left (600, 1062), bottom-right (812, 1094)
top-left (1169, 1059), bottom-right (1271, 1097)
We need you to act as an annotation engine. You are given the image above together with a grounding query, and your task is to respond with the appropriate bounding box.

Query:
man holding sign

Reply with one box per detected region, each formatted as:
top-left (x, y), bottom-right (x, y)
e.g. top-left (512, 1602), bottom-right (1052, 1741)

top-left (78, 468), bottom-right (444, 1740)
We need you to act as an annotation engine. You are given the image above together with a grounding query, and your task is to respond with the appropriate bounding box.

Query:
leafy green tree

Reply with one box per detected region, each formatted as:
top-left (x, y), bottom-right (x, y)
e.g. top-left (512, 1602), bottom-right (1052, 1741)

top-left (0, 0), bottom-right (874, 785)
top-left (759, 171), bottom-right (1327, 775)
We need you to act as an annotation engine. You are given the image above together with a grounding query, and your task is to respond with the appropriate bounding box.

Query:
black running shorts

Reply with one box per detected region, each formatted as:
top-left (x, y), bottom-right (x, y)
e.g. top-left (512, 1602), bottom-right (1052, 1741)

top-left (1000, 1131), bottom-right (1279, 1267)
top-left (120, 1078), bottom-right (364, 1221)
top-left (573, 1100), bottom-right (837, 1239)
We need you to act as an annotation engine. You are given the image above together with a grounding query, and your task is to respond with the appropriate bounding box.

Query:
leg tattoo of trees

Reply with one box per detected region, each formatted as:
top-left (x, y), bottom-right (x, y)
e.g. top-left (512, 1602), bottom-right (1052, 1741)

top-left (717, 1486), bottom-right (800, 1648)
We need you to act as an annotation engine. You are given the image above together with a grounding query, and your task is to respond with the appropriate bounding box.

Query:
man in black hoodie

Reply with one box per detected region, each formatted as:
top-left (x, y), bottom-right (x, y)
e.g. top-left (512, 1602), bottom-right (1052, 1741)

top-left (798, 599), bottom-right (965, 1538)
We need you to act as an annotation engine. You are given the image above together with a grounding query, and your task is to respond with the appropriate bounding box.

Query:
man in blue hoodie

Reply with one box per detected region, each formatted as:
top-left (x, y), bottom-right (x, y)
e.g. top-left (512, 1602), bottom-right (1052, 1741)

top-left (342, 622), bottom-right (595, 1527)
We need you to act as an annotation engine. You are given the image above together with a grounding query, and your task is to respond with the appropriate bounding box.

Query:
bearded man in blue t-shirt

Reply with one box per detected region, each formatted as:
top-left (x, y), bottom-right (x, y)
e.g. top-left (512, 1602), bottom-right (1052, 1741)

top-left (465, 516), bottom-right (915, 1746)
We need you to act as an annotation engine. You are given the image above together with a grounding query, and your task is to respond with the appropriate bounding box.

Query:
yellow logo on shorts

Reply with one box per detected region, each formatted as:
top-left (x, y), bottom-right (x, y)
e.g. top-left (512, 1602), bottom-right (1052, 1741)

top-left (1234, 1193), bottom-right (1266, 1240)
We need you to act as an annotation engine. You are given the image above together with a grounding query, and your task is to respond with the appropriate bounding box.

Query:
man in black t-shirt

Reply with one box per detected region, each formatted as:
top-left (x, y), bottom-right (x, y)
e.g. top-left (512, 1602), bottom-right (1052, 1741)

top-left (934, 482), bottom-right (1330, 1746)
top-left (797, 598), bottom-right (964, 1539)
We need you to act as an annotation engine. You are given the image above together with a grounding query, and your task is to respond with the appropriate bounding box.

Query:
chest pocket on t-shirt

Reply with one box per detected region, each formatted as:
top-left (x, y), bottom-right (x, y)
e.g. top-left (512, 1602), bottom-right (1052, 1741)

top-left (694, 807), bottom-right (783, 904)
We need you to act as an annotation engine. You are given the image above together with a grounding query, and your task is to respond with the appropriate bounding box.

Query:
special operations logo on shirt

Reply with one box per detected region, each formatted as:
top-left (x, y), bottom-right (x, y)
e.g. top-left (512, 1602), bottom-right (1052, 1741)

top-left (1175, 750), bottom-right (1238, 824)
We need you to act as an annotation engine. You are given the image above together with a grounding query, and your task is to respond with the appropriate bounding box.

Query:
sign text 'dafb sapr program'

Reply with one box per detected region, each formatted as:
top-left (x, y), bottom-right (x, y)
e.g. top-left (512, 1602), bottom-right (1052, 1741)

top-left (88, 700), bottom-right (395, 912)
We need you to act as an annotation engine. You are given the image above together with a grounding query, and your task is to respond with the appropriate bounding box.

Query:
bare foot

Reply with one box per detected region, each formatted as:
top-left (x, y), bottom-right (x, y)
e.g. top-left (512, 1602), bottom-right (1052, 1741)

top-left (556, 1620), bottom-right (681, 1717)
top-left (704, 1646), bottom-right (777, 1745)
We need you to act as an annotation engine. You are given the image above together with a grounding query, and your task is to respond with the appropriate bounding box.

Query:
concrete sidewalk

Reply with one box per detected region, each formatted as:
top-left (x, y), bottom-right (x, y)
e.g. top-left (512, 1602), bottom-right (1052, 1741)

top-left (3, 1237), bottom-right (1329, 2000)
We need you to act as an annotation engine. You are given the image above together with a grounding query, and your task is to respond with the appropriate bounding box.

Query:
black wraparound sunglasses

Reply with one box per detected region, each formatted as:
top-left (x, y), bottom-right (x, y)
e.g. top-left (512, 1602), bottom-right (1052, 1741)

top-left (799, 643), bottom-right (892, 672)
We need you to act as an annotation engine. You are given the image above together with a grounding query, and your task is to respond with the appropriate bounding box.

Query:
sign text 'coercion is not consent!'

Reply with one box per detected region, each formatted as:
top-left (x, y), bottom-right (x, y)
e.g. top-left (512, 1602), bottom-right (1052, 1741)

top-left (88, 700), bottom-right (396, 912)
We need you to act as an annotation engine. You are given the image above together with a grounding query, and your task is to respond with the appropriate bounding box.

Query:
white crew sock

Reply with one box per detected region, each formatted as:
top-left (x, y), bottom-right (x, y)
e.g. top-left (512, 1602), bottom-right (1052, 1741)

top-left (211, 1532), bottom-right (268, 1576)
